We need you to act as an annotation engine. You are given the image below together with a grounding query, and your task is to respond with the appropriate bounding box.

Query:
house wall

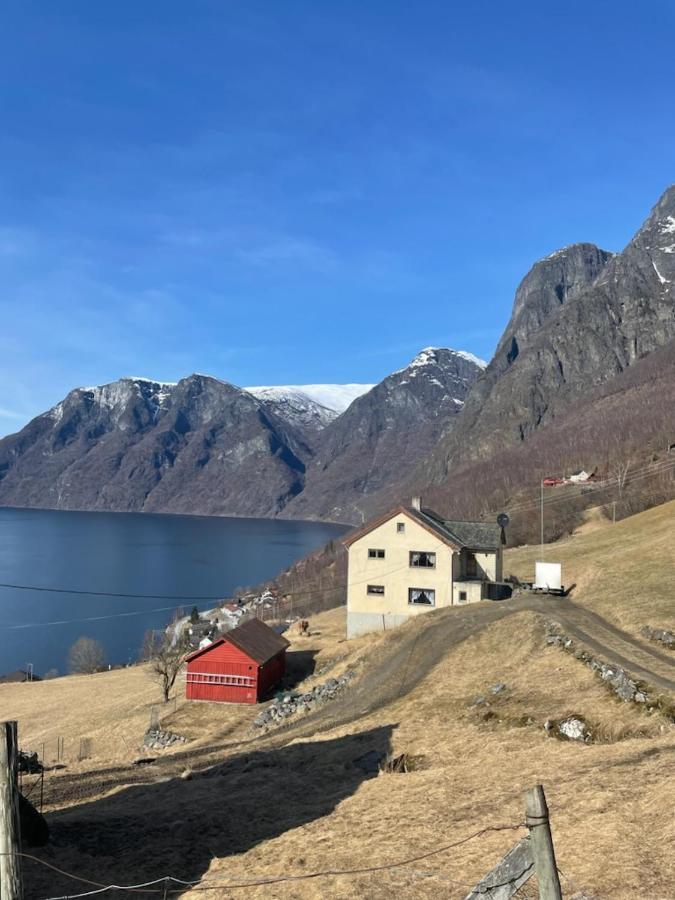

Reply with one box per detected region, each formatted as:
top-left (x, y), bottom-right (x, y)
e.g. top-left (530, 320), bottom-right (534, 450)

top-left (256, 651), bottom-right (285, 701)
top-left (186, 640), bottom-right (259, 704)
top-left (347, 512), bottom-right (455, 638)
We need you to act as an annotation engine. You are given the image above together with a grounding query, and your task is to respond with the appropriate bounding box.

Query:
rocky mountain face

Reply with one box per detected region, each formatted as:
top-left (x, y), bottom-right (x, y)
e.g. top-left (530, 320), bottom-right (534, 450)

top-left (280, 348), bottom-right (485, 522)
top-left (2, 185), bottom-right (673, 526)
top-left (0, 351), bottom-right (481, 519)
top-left (247, 387), bottom-right (339, 435)
top-left (424, 185), bottom-right (675, 480)
top-left (0, 375), bottom-right (314, 516)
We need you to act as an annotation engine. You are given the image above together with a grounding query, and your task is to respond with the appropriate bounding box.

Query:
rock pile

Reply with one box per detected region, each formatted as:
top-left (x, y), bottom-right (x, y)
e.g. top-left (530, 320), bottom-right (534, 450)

top-left (546, 623), bottom-right (649, 705)
top-left (143, 729), bottom-right (188, 750)
top-left (641, 626), bottom-right (674, 649)
top-left (252, 671), bottom-right (355, 730)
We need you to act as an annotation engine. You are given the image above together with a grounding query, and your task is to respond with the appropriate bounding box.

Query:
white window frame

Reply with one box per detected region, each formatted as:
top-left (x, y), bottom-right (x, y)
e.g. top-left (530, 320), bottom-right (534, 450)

top-left (368, 548), bottom-right (386, 559)
top-left (367, 584), bottom-right (385, 595)
top-left (409, 550), bottom-right (436, 569)
top-left (408, 587), bottom-right (435, 607)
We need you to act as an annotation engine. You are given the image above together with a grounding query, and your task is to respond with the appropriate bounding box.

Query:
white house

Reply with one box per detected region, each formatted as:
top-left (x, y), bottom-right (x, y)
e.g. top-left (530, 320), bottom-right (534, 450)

top-left (344, 498), bottom-right (505, 638)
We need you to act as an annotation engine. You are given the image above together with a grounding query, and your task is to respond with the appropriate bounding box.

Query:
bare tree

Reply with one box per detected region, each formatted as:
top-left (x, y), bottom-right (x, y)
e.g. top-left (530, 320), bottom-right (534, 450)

top-left (146, 634), bottom-right (189, 703)
top-left (68, 636), bottom-right (106, 674)
top-left (138, 629), bottom-right (161, 662)
top-left (612, 457), bottom-right (632, 499)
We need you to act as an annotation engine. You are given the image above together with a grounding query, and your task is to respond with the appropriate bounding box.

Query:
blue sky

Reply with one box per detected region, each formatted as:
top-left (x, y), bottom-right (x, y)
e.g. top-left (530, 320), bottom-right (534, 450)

top-left (1, 1), bottom-right (674, 435)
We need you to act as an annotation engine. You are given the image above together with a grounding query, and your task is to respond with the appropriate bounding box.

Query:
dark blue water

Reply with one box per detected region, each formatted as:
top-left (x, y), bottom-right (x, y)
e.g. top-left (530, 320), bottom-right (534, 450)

top-left (0, 507), bottom-right (348, 676)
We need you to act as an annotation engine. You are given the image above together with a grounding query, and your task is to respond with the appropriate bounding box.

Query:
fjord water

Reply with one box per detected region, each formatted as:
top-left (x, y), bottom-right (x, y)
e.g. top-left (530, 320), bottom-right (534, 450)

top-left (0, 507), bottom-right (348, 676)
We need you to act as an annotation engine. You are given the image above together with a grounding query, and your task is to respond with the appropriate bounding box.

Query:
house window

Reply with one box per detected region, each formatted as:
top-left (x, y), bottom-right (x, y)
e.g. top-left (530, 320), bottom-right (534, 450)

top-left (466, 552), bottom-right (478, 578)
top-left (408, 588), bottom-right (435, 606)
top-left (410, 551), bottom-right (436, 569)
top-left (397, 522), bottom-right (405, 533)
top-left (458, 591), bottom-right (468, 603)
top-left (367, 584), bottom-right (385, 595)
top-left (368, 548), bottom-right (385, 559)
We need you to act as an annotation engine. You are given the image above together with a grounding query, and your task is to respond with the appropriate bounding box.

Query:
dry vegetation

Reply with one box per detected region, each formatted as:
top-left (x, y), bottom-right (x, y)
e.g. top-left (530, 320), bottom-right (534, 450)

top-left (3, 502), bottom-right (674, 899)
top-left (505, 498), bottom-right (675, 635)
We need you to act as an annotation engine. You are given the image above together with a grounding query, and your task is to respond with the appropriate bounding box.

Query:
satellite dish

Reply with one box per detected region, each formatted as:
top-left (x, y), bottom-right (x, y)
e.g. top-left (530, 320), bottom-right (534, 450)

top-left (497, 512), bottom-right (509, 547)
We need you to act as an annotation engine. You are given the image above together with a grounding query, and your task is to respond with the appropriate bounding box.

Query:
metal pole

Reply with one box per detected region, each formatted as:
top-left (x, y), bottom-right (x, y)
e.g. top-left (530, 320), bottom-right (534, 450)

top-left (540, 479), bottom-right (544, 558)
top-left (0, 721), bottom-right (22, 900)
top-left (524, 784), bottom-right (562, 900)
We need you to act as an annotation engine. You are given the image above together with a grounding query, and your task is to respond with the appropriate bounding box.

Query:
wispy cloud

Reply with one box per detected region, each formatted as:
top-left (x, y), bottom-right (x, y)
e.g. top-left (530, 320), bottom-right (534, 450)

top-left (238, 236), bottom-right (338, 273)
top-left (0, 406), bottom-right (26, 420)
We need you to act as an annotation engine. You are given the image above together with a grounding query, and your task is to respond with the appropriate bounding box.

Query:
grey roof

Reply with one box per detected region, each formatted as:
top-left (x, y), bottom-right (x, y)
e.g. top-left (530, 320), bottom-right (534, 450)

top-left (411, 507), bottom-right (502, 550)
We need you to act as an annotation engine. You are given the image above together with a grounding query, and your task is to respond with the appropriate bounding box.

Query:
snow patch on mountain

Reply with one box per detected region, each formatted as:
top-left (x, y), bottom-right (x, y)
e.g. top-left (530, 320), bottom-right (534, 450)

top-left (247, 383), bottom-right (375, 414)
top-left (394, 347), bottom-right (487, 376)
top-left (659, 215), bottom-right (675, 235)
top-left (247, 387), bottom-right (339, 430)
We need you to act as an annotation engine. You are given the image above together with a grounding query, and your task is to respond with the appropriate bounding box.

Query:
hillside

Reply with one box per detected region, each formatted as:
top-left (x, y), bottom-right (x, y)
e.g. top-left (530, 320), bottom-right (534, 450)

top-left (0, 374), bottom-right (317, 517)
top-left (0, 348), bottom-right (480, 520)
top-left (424, 184), bottom-right (675, 480)
top-left (6, 499), bottom-right (674, 899)
top-left (283, 348), bottom-right (485, 522)
top-left (1, 188), bottom-right (674, 528)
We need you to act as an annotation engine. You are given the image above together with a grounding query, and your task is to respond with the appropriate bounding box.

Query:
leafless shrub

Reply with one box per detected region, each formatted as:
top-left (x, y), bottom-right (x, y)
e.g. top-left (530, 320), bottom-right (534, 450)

top-left (68, 636), bottom-right (106, 675)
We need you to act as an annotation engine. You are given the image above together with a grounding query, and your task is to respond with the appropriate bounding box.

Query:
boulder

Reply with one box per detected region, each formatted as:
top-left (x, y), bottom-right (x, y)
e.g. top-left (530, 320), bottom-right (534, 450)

top-left (558, 716), bottom-right (589, 742)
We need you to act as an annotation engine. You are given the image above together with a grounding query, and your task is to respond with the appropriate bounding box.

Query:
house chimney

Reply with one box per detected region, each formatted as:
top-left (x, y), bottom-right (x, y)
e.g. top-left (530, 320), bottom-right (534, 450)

top-left (411, 496), bottom-right (421, 511)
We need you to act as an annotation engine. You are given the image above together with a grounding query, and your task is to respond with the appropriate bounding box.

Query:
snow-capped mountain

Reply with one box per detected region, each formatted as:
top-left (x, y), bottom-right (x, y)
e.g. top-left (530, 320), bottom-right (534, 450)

top-left (247, 383), bottom-right (375, 415)
top-left (0, 352), bottom-right (481, 519)
top-left (246, 383), bottom-right (375, 433)
top-left (281, 347), bottom-right (485, 521)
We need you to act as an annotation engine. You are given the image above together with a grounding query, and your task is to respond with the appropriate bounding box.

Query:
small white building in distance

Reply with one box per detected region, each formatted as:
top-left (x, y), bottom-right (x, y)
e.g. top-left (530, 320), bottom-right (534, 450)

top-left (344, 498), bottom-right (504, 638)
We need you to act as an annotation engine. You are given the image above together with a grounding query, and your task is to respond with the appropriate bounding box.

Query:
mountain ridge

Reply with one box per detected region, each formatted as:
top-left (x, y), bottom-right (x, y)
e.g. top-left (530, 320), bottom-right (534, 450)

top-left (1, 186), bottom-right (674, 526)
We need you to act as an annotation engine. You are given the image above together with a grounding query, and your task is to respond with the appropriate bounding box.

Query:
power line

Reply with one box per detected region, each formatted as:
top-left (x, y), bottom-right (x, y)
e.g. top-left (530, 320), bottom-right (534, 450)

top-left (0, 582), bottom-right (229, 601)
top-left (497, 455), bottom-right (675, 517)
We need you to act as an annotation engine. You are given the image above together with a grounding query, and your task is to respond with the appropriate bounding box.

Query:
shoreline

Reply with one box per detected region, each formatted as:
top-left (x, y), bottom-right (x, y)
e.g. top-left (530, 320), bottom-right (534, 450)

top-left (0, 503), bottom-right (355, 530)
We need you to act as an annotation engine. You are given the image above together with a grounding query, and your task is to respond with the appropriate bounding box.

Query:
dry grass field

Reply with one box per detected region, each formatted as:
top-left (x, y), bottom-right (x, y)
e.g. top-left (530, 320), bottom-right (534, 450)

top-left (3, 500), bottom-right (674, 899)
top-left (505, 497), bottom-right (675, 636)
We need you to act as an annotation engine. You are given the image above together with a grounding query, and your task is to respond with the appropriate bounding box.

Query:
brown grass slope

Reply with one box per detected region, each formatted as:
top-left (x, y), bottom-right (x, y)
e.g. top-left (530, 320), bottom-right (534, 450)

top-left (4, 501), bottom-right (674, 899)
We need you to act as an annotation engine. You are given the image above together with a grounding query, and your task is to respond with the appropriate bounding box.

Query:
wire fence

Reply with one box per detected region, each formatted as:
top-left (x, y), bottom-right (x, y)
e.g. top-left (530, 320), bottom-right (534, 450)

top-left (6, 822), bottom-right (534, 898)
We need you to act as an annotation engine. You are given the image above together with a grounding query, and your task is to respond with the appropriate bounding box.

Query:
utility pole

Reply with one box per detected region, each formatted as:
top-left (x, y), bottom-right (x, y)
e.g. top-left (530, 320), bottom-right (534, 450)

top-left (0, 721), bottom-right (22, 900)
top-left (540, 479), bottom-right (545, 559)
top-left (524, 784), bottom-right (562, 900)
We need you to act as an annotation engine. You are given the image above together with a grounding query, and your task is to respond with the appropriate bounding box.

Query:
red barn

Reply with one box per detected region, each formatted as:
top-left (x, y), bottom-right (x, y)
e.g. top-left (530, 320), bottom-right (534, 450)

top-left (185, 618), bottom-right (290, 704)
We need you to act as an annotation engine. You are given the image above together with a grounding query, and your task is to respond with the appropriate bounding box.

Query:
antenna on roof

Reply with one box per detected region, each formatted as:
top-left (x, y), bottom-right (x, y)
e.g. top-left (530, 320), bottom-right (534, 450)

top-left (497, 513), bottom-right (509, 546)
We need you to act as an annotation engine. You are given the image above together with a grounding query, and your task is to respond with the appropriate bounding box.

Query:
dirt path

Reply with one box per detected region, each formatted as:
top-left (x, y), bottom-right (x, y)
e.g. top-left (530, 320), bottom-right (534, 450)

top-left (541, 598), bottom-right (675, 692)
top-left (41, 594), bottom-right (674, 810)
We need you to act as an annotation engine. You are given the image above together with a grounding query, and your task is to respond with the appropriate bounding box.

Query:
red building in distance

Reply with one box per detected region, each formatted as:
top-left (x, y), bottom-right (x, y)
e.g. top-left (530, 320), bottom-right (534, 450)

top-left (185, 617), bottom-right (289, 704)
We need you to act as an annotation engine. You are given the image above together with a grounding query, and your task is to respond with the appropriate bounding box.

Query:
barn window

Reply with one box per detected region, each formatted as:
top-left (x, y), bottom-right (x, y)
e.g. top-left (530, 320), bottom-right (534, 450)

top-left (410, 551), bottom-right (436, 568)
top-left (397, 522), bottom-right (405, 533)
top-left (458, 591), bottom-right (468, 603)
top-left (368, 548), bottom-right (385, 559)
top-left (367, 584), bottom-right (385, 595)
top-left (408, 588), bottom-right (435, 606)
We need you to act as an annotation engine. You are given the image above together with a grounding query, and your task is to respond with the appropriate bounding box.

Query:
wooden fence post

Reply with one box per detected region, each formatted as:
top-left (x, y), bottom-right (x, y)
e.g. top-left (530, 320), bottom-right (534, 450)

top-left (0, 720), bottom-right (22, 900)
top-left (524, 784), bottom-right (562, 900)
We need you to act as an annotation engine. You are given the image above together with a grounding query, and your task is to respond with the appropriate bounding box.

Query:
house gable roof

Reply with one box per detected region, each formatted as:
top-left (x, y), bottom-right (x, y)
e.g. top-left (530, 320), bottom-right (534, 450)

top-left (343, 505), bottom-right (501, 552)
top-left (185, 618), bottom-right (290, 665)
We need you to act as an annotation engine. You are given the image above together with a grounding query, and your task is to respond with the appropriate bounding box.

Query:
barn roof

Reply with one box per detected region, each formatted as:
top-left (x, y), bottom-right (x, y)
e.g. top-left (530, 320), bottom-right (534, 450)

top-left (185, 617), bottom-right (290, 665)
top-left (343, 504), bottom-right (501, 552)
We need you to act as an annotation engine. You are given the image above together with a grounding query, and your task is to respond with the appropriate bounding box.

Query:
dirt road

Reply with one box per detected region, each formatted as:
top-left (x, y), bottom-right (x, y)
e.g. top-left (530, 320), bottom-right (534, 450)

top-left (40, 594), bottom-right (674, 810)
